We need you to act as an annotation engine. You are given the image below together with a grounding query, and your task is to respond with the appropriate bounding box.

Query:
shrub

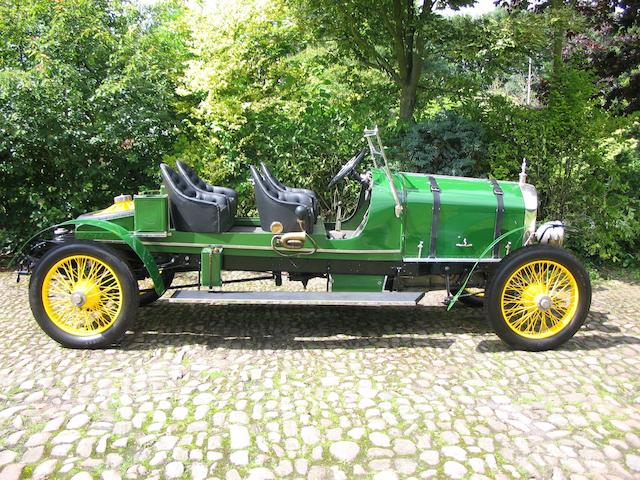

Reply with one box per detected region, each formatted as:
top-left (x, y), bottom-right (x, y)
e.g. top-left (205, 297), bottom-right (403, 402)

top-left (401, 110), bottom-right (486, 176)
top-left (0, 0), bottom-right (190, 254)
top-left (469, 67), bottom-right (640, 264)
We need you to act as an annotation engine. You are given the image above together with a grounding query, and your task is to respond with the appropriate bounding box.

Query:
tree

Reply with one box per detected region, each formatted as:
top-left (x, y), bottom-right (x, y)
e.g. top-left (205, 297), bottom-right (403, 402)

top-left (174, 0), bottom-right (395, 213)
top-left (287, 0), bottom-right (475, 122)
top-left (569, 0), bottom-right (640, 113)
top-left (495, 0), bottom-right (584, 81)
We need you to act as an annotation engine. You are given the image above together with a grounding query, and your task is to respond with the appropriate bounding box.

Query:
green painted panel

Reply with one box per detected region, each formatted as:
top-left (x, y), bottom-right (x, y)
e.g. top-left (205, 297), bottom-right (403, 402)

top-left (75, 168), bottom-right (404, 262)
top-left (71, 168), bottom-right (527, 269)
top-left (331, 274), bottom-right (385, 292)
top-left (201, 246), bottom-right (223, 288)
top-left (134, 193), bottom-right (168, 234)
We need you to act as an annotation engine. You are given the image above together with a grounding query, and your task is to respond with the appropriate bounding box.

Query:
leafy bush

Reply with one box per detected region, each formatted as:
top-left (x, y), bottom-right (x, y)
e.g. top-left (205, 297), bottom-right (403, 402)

top-left (569, 121), bottom-right (640, 266)
top-left (466, 67), bottom-right (640, 264)
top-left (172, 0), bottom-right (396, 215)
top-left (401, 110), bottom-right (486, 176)
top-left (0, 0), bottom-right (190, 253)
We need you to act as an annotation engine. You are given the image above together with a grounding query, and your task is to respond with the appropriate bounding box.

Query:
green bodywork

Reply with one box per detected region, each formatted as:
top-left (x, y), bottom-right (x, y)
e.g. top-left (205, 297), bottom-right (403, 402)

top-left (71, 168), bottom-right (534, 293)
top-left (401, 173), bottom-right (525, 259)
top-left (61, 218), bottom-right (165, 294)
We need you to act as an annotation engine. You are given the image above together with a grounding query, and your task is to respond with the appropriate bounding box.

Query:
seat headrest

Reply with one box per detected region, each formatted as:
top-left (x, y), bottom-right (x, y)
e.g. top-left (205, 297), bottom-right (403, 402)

top-left (251, 165), bottom-right (279, 197)
top-left (161, 163), bottom-right (196, 198)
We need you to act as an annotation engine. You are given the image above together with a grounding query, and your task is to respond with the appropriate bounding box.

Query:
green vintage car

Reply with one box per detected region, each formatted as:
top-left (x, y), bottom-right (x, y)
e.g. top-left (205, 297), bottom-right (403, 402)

top-left (21, 128), bottom-right (590, 351)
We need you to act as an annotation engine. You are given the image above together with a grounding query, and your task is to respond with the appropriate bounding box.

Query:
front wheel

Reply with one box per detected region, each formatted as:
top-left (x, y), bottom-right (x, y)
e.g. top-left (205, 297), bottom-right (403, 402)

top-left (485, 245), bottom-right (591, 351)
top-left (29, 241), bottom-right (139, 349)
top-left (458, 288), bottom-right (485, 308)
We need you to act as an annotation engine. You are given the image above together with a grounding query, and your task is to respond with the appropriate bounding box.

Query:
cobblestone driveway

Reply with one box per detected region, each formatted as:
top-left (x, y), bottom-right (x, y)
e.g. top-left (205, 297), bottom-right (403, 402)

top-left (1, 271), bottom-right (639, 480)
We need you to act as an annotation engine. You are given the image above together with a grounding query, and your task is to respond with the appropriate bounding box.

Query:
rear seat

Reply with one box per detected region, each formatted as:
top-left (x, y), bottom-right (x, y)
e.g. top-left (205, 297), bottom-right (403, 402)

top-left (176, 160), bottom-right (237, 217)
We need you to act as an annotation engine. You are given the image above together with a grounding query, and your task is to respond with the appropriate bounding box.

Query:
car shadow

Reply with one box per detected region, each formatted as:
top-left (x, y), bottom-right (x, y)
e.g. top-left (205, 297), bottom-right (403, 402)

top-left (583, 310), bottom-right (621, 334)
top-left (476, 334), bottom-right (640, 353)
top-left (121, 302), bottom-right (491, 351)
top-left (120, 302), bottom-right (632, 353)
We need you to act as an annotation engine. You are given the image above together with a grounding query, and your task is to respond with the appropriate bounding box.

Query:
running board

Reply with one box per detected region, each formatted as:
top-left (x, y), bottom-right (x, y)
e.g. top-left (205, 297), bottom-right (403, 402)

top-left (169, 290), bottom-right (424, 306)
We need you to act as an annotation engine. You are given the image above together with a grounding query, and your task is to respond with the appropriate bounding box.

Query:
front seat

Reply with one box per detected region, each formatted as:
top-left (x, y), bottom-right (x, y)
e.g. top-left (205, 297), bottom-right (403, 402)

top-left (250, 165), bottom-right (315, 233)
top-left (176, 160), bottom-right (238, 217)
top-left (260, 162), bottom-right (319, 216)
top-left (160, 164), bottom-right (233, 233)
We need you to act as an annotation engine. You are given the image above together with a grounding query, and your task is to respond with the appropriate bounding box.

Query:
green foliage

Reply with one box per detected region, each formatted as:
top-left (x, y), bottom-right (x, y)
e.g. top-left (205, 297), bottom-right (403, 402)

top-left (0, 0), bottom-right (637, 269)
top-left (570, 121), bottom-right (640, 266)
top-left (0, 0), bottom-right (190, 252)
top-left (172, 0), bottom-right (395, 213)
top-left (465, 66), bottom-right (640, 264)
top-left (401, 110), bottom-right (486, 176)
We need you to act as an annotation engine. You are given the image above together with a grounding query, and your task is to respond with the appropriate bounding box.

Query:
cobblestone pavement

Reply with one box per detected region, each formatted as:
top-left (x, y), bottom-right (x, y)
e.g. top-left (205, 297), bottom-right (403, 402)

top-left (1, 271), bottom-right (639, 480)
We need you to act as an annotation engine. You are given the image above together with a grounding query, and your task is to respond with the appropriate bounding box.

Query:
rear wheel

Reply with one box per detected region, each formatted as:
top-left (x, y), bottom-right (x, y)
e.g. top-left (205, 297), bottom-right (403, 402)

top-left (29, 242), bottom-right (138, 349)
top-left (486, 245), bottom-right (591, 351)
top-left (138, 271), bottom-right (174, 306)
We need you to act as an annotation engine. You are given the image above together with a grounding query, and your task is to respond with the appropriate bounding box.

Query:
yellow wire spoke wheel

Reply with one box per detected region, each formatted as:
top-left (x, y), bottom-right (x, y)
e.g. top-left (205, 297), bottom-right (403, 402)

top-left (30, 242), bottom-right (138, 348)
top-left (42, 255), bottom-right (123, 336)
top-left (487, 245), bottom-right (591, 351)
top-left (500, 260), bottom-right (579, 339)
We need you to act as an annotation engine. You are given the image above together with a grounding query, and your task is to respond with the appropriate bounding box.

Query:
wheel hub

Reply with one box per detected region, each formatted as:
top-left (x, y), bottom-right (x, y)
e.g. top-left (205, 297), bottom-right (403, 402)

top-left (535, 294), bottom-right (552, 311)
top-left (70, 291), bottom-right (87, 307)
top-left (68, 279), bottom-right (100, 309)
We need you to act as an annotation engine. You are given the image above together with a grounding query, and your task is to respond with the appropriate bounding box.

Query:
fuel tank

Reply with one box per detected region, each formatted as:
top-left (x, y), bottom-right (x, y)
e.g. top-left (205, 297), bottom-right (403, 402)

top-left (401, 173), bottom-right (532, 259)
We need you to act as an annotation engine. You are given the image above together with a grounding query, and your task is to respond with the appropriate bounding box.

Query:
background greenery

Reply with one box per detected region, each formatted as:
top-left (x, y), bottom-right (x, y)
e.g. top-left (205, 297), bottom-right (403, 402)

top-left (1, 0), bottom-right (638, 268)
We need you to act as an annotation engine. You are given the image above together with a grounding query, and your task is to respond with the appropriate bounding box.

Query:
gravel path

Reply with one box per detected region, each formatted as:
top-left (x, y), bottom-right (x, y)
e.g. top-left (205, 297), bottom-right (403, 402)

top-left (1, 271), bottom-right (639, 479)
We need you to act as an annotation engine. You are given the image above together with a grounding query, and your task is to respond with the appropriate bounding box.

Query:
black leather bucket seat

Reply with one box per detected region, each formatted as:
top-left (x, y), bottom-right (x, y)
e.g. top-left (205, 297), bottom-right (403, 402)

top-left (176, 160), bottom-right (238, 217)
top-left (250, 165), bottom-right (316, 233)
top-left (260, 162), bottom-right (319, 216)
top-left (160, 163), bottom-right (233, 233)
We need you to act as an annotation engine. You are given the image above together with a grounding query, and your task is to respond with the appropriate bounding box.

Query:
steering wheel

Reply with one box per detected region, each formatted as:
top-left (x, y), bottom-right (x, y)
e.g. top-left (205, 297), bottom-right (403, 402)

top-left (328, 148), bottom-right (367, 188)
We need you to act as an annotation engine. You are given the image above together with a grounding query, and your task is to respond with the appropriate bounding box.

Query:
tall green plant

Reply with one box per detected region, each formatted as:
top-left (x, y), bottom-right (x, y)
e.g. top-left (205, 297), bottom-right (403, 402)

top-left (469, 66), bottom-right (640, 264)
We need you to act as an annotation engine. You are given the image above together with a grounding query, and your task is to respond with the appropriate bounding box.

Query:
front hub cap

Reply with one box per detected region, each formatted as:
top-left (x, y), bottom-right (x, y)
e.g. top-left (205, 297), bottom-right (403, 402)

top-left (536, 294), bottom-right (552, 311)
top-left (70, 291), bottom-right (87, 307)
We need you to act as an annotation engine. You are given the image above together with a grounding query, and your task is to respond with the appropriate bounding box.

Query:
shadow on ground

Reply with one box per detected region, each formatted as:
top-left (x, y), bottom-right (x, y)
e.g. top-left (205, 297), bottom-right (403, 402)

top-left (121, 302), bottom-right (633, 353)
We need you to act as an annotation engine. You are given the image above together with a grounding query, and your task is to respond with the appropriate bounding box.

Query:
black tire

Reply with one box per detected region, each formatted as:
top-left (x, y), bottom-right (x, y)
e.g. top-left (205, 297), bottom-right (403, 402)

top-left (138, 270), bottom-right (174, 306)
top-left (29, 241), bottom-right (139, 349)
top-left (485, 245), bottom-right (591, 351)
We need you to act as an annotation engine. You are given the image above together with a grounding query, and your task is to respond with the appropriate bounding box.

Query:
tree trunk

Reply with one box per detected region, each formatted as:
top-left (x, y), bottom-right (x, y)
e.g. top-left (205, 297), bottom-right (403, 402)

top-left (550, 0), bottom-right (564, 80)
top-left (399, 83), bottom-right (418, 122)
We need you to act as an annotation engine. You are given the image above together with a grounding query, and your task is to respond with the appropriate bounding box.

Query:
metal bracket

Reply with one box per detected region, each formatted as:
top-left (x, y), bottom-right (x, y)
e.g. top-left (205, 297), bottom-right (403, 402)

top-left (428, 176), bottom-right (441, 258)
top-left (456, 238), bottom-right (473, 248)
top-left (364, 126), bottom-right (403, 218)
top-left (489, 178), bottom-right (505, 258)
